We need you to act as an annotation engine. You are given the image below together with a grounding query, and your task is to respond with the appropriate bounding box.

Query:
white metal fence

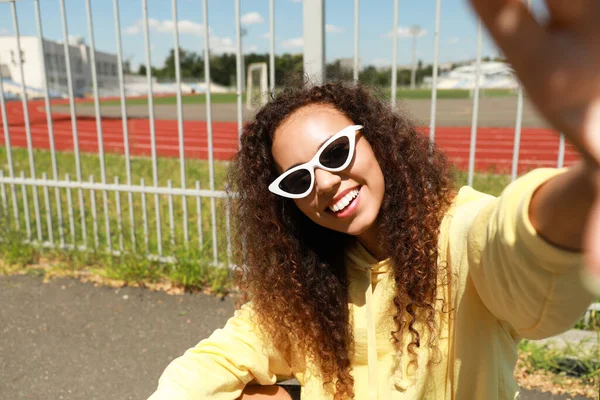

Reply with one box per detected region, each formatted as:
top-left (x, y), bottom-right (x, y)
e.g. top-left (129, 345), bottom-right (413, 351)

top-left (0, 0), bottom-right (570, 267)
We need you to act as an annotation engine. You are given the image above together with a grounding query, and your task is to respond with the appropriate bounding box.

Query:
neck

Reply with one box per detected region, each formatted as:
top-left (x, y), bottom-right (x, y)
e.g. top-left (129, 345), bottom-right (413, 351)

top-left (357, 222), bottom-right (386, 261)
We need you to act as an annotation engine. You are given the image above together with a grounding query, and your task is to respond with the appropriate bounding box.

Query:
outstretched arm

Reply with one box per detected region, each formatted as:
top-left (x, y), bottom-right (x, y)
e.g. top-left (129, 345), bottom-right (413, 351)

top-left (469, 0), bottom-right (600, 294)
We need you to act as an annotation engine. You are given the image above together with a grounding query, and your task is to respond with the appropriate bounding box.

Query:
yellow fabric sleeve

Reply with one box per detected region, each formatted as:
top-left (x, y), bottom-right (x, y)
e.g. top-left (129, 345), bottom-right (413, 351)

top-left (464, 168), bottom-right (595, 339)
top-left (148, 303), bottom-right (292, 400)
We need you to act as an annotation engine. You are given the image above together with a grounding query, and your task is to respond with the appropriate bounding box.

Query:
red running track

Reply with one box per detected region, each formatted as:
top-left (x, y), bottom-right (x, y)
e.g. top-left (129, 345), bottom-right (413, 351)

top-left (0, 98), bottom-right (579, 174)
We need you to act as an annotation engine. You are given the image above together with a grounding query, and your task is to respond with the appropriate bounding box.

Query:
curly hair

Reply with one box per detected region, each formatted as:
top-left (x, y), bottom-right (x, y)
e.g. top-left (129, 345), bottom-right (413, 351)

top-left (227, 82), bottom-right (455, 399)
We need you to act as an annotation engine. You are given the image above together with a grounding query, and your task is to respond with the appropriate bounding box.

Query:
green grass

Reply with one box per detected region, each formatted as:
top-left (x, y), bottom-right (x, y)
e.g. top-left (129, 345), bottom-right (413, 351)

top-left (518, 337), bottom-right (600, 380)
top-left (575, 308), bottom-right (600, 331)
top-left (0, 147), bottom-right (232, 293)
top-left (453, 168), bottom-right (511, 197)
top-left (381, 87), bottom-right (517, 100)
top-left (96, 93), bottom-right (243, 106)
top-left (92, 88), bottom-right (516, 107)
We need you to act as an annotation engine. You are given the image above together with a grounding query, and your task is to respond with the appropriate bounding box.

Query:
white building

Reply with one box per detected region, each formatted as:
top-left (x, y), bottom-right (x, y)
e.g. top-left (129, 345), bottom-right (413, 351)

top-left (431, 61), bottom-right (519, 90)
top-left (0, 35), bottom-right (120, 98)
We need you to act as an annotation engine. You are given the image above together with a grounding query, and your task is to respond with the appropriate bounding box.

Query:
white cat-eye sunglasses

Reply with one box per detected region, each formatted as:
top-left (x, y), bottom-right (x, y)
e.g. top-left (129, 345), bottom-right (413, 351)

top-left (268, 125), bottom-right (362, 199)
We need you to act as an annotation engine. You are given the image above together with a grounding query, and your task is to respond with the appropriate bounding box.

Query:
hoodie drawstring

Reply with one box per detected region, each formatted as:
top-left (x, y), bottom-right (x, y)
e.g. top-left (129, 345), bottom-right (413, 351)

top-left (347, 252), bottom-right (379, 400)
top-left (364, 265), bottom-right (379, 400)
top-left (347, 250), bottom-right (409, 397)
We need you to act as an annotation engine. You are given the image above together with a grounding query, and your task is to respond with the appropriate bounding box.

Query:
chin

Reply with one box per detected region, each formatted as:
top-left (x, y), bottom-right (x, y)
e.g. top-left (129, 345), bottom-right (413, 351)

top-left (344, 213), bottom-right (377, 236)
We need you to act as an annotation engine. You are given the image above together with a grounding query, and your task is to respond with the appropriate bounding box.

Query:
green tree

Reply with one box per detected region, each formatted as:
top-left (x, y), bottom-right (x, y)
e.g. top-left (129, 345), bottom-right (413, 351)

top-left (161, 49), bottom-right (204, 80)
top-left (152, 49), bottom-right (304, 88)
top-left (274, 53), bottom-right (303, 86)
top-left (326, 60), bottom-right (353, 83)
top-left (416, 64), bottom-right (433, 85)
top-left (210, 53), bottom-right (237, 86)
top-left (359, 66), bottom-right (391, 87)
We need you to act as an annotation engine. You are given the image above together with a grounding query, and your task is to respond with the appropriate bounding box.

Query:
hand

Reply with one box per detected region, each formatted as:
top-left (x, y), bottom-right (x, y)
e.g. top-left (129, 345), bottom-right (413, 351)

top-left (469, 0), bottom-right (600, 291)
top-left (469, 0), bottom-right (600, 164)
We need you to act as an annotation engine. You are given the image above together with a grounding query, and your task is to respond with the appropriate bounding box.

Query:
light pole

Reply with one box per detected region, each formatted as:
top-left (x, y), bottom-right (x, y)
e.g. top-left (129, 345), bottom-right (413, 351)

top-left (240, 27), bottom-right (247, 91)
top-left (409, 25), bottom-right (421, 89)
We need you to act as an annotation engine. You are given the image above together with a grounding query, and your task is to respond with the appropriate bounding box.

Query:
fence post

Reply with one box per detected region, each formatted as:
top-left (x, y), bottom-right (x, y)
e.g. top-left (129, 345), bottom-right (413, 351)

top-left (390, 0), bottom-right (399, 106)
top-left (302, 0), bottom-right (325, 85)
top-left (353, 0), bottom-right (359, 82)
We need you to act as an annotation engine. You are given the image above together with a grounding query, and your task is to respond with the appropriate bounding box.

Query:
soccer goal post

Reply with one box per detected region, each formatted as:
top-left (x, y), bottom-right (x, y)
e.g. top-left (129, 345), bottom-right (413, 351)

top-left (246, 62), bottom-right (268, 110)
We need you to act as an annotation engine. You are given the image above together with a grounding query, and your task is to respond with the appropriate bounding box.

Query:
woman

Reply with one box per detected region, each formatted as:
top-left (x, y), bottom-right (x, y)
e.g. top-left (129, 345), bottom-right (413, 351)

top-left (149, 0), bottom-right (600, 398)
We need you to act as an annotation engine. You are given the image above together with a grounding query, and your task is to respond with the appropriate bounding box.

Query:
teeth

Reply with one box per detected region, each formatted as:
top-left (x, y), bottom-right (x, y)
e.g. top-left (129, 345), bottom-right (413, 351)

top-left (329, 189), bottom-right (359, 213)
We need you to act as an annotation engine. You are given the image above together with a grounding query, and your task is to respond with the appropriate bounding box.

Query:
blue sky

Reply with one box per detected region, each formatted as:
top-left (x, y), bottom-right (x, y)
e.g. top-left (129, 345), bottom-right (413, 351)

top-left (0, 0), bottom-right (528, 71)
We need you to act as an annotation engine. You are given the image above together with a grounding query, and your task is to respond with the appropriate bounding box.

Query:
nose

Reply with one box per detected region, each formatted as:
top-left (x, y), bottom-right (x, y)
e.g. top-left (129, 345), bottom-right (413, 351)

top-left (314, 168), bottom-right (341, 195)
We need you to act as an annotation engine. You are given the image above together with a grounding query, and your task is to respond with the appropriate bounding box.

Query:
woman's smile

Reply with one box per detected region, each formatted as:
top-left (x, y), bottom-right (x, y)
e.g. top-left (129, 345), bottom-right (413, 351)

top-left (326, 185), bottom-right (361, 218)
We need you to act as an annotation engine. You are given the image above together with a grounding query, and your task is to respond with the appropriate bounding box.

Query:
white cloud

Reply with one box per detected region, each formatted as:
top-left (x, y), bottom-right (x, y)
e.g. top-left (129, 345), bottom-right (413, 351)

top-left (207, 37), bottom-right (257, 54)
top-left (124, 25), bottom-right (140, 35)
top-left (0, 28), bottom-right (10, 36)
top-left (123, 19), bottom-right (252, 54)
top-left (281, 37), bottom-right (304, 49)
top-left (326, 24), bottom-right (344, 33)
top-left (448, 36), bottom-right (460, 45)
top-left (290, 0), bottom-right (302, 3)
top-left (385, 26), bottom-right (427, 38)
top-left (261, 32), bottom-right (271, 39)
top-left (241, 12), bottom-right (264, 25)
top-left (124, 19), bottom-right (208, 36)
top-left (210, 36), bottom-right (235, 53)
top-left (177, 20), bottom-right (207, 35)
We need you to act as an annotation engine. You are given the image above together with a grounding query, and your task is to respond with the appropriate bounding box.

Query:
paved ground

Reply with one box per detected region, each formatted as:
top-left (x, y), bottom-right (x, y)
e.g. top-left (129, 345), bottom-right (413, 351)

top-left (0, 273), bottom-right (593, 400)
top-left (0, 273), bottom-right (235, 400)
top-left (51, 97), bottom-right (551, 128)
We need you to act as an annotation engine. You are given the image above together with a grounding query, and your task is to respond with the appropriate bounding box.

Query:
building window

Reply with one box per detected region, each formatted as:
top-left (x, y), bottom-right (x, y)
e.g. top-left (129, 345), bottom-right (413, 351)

top-left (112, 64), bottom-right (117, 76)
top-left (45, 53), bottom-right (53, 69)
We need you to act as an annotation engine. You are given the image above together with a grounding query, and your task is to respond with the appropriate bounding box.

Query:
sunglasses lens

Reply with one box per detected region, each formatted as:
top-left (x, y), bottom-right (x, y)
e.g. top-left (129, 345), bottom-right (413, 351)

top-left (319, 136), bottom-right (350, 169)
top-left (280, 169), bottom-right (312, 195)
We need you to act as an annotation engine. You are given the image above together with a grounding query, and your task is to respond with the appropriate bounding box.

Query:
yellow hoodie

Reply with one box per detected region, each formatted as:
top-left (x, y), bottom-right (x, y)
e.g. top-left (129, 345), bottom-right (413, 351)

top-left (148, 168), bottom-right (595, 399)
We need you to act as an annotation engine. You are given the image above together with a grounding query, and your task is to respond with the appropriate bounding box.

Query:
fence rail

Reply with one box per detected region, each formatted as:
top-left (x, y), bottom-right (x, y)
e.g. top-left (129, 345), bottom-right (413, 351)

top-left (0, 0), bottom-right (571, 269)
